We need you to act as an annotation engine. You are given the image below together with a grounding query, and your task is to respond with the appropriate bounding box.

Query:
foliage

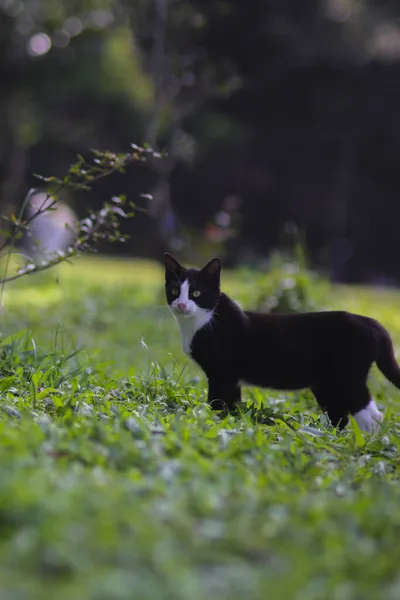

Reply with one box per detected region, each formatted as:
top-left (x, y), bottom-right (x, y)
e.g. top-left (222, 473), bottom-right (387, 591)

top-left (238, 235), bottom-right (331, 313)
top-left (0, 143), bottom-right (161, 285)
top-left (0, 257), bottom-right (399, 598)
top-left (2, 1), bottom-right (400, 278)
top-left (253, 244), bottom-right (330, 313)
top-left (254, 255), bottom-right (328, 314)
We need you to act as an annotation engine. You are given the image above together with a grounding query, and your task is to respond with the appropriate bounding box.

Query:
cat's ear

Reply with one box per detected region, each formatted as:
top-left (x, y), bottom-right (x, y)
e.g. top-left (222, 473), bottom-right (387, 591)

top-left (164, 253), bottom-right (182, 277)
top-left (201, 258), bottom-right (221, 282)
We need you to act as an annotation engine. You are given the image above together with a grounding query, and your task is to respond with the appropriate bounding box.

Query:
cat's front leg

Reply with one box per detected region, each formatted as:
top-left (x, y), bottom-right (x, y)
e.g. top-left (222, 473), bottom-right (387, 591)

top-left (207, 377), bottom-right (241, 413)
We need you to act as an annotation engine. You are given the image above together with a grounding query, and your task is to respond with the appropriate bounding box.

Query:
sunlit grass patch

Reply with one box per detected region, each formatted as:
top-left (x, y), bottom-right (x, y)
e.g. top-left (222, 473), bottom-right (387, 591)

top-left (0, 256), bottom-right (399, 598)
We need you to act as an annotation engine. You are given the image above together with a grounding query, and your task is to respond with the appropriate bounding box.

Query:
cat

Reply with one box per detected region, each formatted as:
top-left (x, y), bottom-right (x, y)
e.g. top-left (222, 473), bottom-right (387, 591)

top-left (164, 253), bottom-right (400, 433)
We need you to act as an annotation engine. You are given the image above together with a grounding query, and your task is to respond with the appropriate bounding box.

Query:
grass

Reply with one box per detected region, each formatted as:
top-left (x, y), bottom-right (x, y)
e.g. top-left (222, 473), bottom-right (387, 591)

top-left (0, 256), bottom-right (400, 599)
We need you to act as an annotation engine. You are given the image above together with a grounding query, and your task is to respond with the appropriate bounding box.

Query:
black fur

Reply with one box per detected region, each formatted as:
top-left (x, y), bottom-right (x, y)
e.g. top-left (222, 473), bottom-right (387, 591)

top-left (165, 254), bottom-right (400, 428)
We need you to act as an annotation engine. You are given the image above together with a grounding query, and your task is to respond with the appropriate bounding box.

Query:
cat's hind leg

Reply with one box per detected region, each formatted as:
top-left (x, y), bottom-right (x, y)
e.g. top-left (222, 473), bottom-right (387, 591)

top-left (352, 397), bottom-right (383, 434)
top-left (312, 383), bottom-right (383, 433)
top-left (311, 385), bottom-right (349, 430)
top-left (344, 382), bottom-right (383, 434)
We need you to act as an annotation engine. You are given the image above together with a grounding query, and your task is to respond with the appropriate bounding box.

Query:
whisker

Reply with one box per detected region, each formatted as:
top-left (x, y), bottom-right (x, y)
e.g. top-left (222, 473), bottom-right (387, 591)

top-left (140, 306), bottom-right (171, 314)
top-left (204, 311), bottom-right (217, 333)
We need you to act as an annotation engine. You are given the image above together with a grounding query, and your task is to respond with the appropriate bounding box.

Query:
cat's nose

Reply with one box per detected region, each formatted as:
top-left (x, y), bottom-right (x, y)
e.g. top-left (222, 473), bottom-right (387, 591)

top-left (177, 302), bottom-right (187, 311)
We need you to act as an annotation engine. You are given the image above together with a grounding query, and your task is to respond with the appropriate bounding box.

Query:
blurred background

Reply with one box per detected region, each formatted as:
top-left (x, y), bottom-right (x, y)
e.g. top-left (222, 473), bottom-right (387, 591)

top-left (2, 0), bottom-right (400, 284)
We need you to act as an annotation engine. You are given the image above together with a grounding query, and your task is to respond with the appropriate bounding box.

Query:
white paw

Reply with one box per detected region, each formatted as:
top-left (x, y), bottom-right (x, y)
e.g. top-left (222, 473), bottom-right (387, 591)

top-left (353, 399), bottom-right (383, 434)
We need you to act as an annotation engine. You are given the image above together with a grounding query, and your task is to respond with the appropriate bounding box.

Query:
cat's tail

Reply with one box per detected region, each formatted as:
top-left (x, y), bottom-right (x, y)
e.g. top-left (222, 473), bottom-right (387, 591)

top-left (376, 327), bottom-right (400, 389)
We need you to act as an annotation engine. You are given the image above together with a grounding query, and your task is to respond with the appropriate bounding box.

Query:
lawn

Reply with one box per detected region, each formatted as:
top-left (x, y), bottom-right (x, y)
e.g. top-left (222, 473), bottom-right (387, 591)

top-left (0, 256), bottom-right (400, 599)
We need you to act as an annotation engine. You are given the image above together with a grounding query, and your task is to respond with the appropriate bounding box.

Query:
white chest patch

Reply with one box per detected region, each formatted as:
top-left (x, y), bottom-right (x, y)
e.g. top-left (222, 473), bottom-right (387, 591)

top-left (169, 279), bottom-right (214, 355)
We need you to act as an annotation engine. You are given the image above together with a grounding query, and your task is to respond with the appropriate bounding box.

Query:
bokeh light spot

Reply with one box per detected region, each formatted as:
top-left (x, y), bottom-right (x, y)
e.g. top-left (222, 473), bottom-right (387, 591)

top-left (27, 33), bottom-right (51, 57)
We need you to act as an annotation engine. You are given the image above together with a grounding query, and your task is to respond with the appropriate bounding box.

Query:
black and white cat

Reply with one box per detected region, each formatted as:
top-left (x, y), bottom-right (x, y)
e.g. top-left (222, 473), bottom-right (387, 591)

top-left (164, 253), bottom-right (400, 433)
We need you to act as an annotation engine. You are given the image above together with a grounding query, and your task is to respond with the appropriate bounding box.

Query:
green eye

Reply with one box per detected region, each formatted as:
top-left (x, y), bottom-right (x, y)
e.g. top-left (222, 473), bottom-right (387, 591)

top-left (172, 288), bottom-right (179, 296)
top-left (192, 290), bottom-right (201, 298)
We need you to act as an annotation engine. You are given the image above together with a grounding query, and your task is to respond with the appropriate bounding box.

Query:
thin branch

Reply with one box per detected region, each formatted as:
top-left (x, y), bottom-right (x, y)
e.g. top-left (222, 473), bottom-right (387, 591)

top-left (0, 144), bottom-right (162, 287)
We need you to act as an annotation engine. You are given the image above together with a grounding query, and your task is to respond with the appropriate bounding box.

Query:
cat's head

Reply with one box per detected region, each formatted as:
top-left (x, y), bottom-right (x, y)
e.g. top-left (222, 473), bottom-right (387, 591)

top-left (164, 253), bottom-right (221, 318)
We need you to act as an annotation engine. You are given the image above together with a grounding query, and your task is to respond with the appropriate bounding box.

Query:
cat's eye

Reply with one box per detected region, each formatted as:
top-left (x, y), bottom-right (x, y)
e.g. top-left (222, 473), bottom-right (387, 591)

top-left (171, 288), bottom-right (179, 296)
top-left (192, 290), bottom-right (201, 298)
